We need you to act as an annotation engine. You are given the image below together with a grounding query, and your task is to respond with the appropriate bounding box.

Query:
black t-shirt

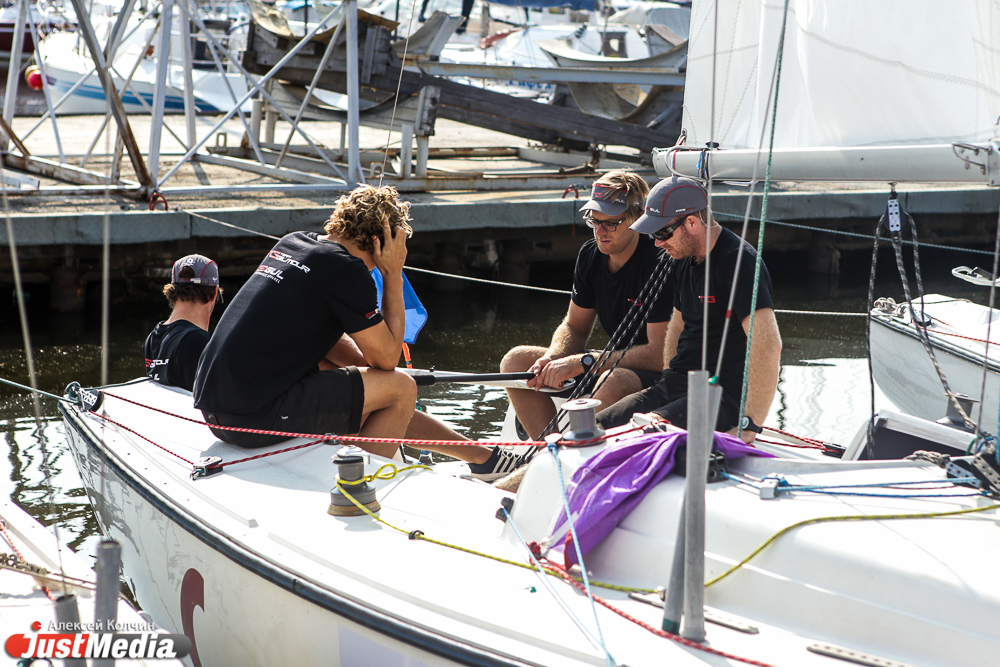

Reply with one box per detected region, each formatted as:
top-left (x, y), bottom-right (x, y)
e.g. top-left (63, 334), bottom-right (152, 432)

top-left (670, 226), bottom-right (774, 390)
top-left (194, 232), bottom-right (384, 416)
top-left (571, 235), bottom-right (672, 349)
top-left (143, 319), bottom-right (210, 392)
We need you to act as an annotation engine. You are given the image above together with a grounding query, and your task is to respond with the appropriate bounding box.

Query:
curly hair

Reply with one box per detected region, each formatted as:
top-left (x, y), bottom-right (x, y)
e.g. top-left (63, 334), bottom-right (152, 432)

top-left (324, 185), bottom-right (413, 254)
top-left (593, 169), bottom-right (650, 225)
top-left (162, 265), bottom-right (220, 307)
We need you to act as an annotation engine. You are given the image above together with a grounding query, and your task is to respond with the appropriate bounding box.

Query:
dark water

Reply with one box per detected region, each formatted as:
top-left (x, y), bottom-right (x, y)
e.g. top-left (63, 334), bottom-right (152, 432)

top-left (2, 245), bottom-right (996, 566)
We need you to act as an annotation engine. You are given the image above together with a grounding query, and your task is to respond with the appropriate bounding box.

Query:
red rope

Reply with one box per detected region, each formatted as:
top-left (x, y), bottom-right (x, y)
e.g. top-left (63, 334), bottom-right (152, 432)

top-left (761, 426), bottom-right (828, 448)
top-left (91, 411), bottom-right (195, 465)
top-left (100, 391), bottom-right (616, 448)
top-left (541, 559), bottom-right (780, 667)
top-left (755, 437), bottom-right (825, 450)
top-left (90, 410), bottom-right (330, 470)
top-left (218, 439), bottom-right (328, 467)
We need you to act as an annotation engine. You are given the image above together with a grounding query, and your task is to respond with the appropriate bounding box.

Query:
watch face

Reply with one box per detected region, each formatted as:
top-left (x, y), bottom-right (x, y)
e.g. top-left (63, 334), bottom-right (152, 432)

top-left (582, 354), bottom-right (595, 367)
top-left (740, 416), bottom-right (749, 429)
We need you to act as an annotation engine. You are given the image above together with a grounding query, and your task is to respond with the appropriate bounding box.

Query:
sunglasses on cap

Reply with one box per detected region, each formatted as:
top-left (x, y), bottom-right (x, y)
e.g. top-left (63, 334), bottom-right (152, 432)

top-left (650, 214), bottom-right (689, 241)
top-left (583, 210), bottom-right (627, 232)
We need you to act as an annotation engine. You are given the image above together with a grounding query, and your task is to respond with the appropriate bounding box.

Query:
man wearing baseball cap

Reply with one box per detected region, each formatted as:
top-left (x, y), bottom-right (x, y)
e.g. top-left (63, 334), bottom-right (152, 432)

top-left (596, 176), bottom-right (782, 443)
top-left (144, 254), bottom-right (223, 392)
top-left (500, 169), bottom-right (673, 440)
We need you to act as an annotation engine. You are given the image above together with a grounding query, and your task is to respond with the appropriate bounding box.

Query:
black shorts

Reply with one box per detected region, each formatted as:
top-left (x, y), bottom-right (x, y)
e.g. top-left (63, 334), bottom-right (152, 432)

top-left (552, 366), bottom-right (663, 398)
top-left (596, 369), bottom-right (741, 432)
top-left (203, 367), bottom-right (365, 448)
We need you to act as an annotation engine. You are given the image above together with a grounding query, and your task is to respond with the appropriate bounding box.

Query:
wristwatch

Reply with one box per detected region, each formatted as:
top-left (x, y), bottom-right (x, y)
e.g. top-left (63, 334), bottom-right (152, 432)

top-left (740, 415), bottom-right (763, 434)
top-left (580, 353), bottom-right (596, 372)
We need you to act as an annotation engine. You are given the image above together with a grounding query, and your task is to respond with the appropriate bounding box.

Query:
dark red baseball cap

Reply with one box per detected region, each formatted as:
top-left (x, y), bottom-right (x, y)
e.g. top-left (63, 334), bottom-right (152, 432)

top-left (631, 177), bottom-right (708, 233)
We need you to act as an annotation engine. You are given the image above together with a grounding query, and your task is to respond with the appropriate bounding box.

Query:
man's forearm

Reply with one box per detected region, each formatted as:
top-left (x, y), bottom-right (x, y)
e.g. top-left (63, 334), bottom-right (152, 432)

top-left (376, 273), bottom-right (406, 365)
top-left (743, 311), bottom-right (782, 425)
top-left (546, 320), bottom-right (590, 358)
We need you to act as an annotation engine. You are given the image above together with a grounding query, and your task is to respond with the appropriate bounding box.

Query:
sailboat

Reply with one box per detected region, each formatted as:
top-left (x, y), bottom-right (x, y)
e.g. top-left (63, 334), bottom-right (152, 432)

top-left (56, 2), bottom-right (1000, 666)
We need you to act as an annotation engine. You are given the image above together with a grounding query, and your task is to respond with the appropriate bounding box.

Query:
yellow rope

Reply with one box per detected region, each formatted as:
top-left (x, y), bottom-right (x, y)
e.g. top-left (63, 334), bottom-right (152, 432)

top-left (334, 463), bottom-right (658, 594)
top-left (705, 502), bottom-right (1000, 588)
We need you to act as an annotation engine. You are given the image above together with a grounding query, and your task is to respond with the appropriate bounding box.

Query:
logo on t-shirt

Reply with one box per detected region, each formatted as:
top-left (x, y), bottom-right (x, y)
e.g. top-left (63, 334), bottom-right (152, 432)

top-left (628, 297), bottom-right (644, 307)
top-left (699, 295), bottom-right (716, 303)
top-left (255, 265), bottom-right (285, 283)
top-left (267, 250), bottom-right (311, 273)
top-left (365, 308), bottom-right (381, 320)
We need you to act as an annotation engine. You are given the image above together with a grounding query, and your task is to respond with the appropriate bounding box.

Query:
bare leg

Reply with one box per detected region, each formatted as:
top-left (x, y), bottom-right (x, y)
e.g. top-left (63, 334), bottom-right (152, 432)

top-left (406, 411), bottom-right (491, 464)
top-left (357, 368), bottom-right (417, 458)
top-left (591, 368), bottom-right (643, 409)
top-left (501, 345), bottom-right (558, 440)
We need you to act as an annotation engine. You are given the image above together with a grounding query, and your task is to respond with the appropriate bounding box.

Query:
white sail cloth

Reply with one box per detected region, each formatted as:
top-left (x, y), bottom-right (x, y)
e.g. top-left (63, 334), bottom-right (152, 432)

top-left (683, 0), bottom-right (1000, 150)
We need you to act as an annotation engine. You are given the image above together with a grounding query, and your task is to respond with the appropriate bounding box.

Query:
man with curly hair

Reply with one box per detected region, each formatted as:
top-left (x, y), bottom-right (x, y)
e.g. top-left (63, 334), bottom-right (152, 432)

top-left (193, 185), bottom-right (508, 474)
top-left (144, 254), bottom-right (223, 392)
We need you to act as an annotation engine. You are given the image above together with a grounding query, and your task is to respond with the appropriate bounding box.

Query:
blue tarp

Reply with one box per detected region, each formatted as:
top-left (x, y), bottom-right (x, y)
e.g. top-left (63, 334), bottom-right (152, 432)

top-left (488, 0), bottom-right (597, 11)
top-left (370, 269), bottom-right (428, 345)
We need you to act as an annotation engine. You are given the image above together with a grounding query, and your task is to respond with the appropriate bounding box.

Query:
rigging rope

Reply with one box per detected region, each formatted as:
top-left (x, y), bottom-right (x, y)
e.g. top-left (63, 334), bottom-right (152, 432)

top-left (735, 0), bottom-right (791, 437)
top-left (1, 111), bottom-right (70, 596)
top-left (975, 197), bottom-right (1000, 443)
top-left (703, 501), bottom-right (999, 588)
top-left (336, 465), bottom-right (779, 667)
top-left (712, 210), bottom-right (999, 256)
top-left (538, 253), bottom-right (673, 439)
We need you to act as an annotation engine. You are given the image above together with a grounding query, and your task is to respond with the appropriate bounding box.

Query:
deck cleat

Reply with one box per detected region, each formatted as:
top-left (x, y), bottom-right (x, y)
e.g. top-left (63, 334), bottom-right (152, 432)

top-left (191, 457), bottom-right (224, 480)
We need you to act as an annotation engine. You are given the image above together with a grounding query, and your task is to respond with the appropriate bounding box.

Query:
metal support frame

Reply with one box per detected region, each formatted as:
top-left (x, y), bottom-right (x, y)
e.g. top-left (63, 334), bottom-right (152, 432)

top-left (416, 61), bottom-right (686, 87)
top-left (25, 2), bottom-right (64, 161)
top-left (179, 0), bottom-right (197, 147)
top-left (400, 123), bottom-right (413, 178)
top-left (68, 0), bottom-right (153, 189)
top-left (345, 0), bottom-right (363, 185)
top-left (1, 0), bottom-right (27, 153)
top-left (275, 17), bottom-right (347, 169)
top-left (149, 0), bottom-right (174, 185)
top-left (157, 6), bottom-right (349, 188)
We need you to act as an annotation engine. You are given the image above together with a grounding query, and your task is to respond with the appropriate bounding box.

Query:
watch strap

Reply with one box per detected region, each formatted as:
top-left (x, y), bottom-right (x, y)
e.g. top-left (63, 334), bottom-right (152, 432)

top-left (740, 415), bottom-right (763, 434)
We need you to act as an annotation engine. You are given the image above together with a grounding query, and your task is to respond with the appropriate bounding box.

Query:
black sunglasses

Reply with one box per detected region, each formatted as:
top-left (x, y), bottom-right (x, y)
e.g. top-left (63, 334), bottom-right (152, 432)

top-left (650, 214), bottom-right (689, 241)
top-left (583, 210), bottom-right (626, 232)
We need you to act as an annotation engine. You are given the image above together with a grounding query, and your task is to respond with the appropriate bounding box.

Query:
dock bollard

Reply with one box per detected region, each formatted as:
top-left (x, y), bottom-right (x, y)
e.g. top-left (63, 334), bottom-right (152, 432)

top-left (328, 449), bottom-right (380, 516)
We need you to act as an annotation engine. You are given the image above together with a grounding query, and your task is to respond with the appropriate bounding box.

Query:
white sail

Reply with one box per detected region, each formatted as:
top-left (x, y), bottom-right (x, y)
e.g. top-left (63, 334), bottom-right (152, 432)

top-left (659, 2), bottom-right (1000, 182)
top-left (682, 0), bottom-right (1000, 151)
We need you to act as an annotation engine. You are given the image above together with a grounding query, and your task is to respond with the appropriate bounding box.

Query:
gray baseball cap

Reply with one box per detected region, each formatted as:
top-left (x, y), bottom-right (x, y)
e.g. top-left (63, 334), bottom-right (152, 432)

top-left (630, 177), bottom-right (708, 233)
top-left (579, 183), bottom-right (631, 217)
top-left (171, 254), bottom-right (220, 286)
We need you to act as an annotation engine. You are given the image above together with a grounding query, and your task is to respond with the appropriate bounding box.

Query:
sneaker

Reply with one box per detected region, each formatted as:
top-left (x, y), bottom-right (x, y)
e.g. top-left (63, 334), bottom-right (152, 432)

top-left (468, 446), bottom-right (536, 482)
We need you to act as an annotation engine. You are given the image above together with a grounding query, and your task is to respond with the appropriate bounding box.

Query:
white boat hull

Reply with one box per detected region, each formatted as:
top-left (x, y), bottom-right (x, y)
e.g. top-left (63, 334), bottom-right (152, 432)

top-left (60, 380), bottom-right (1000, 667)
top-left (870, 294), bottom-right (1000, 432)
top-left (39, 23), bottom-right (252, 116)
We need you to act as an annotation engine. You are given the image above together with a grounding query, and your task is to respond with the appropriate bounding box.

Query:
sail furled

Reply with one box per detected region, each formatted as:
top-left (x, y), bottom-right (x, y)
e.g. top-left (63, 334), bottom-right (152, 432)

top-left (683, 1), bottom-right (1000, 150)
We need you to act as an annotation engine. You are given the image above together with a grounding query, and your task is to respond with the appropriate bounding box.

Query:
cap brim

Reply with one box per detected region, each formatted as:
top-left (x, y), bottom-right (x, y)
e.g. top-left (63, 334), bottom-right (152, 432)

top-left (630, 213), bottom-right (668, 234)
top-left (579, 199), bottom-right (629, 217)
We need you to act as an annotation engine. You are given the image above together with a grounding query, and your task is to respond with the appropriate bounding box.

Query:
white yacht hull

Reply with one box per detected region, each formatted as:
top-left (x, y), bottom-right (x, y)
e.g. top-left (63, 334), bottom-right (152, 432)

top-left (60, 380), bottom-right (1000, 667)
top-left (870, 294), bottom-right (1000, 432)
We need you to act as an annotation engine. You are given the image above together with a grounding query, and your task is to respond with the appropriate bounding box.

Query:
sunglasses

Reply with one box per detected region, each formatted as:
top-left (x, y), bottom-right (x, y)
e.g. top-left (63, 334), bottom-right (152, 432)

top-left (583, 210), bottom-right (627, 232)
top-left (650, 214), bottom-right (689, 241)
